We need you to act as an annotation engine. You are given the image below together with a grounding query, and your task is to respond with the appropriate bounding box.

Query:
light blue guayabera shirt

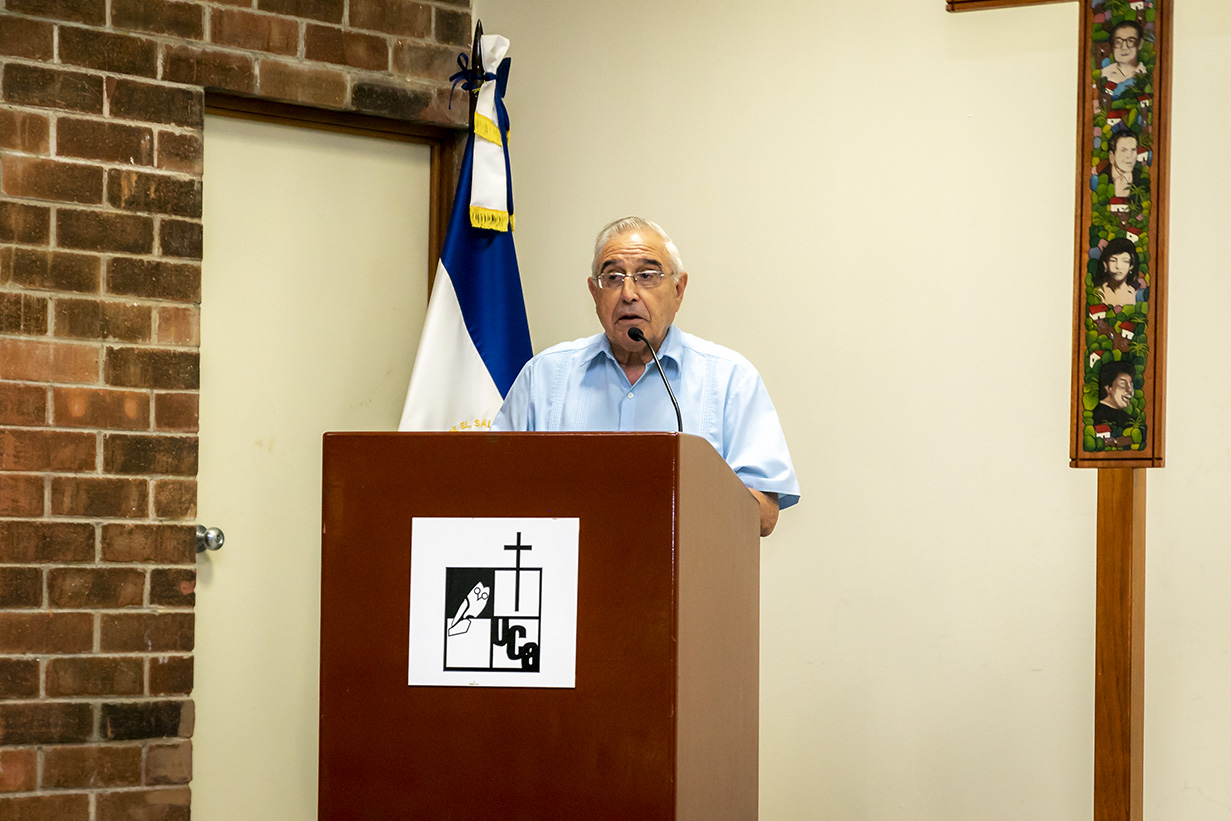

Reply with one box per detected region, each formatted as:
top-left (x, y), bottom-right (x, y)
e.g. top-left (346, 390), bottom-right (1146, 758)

top-left (493, 326), bottom-right (799, 509)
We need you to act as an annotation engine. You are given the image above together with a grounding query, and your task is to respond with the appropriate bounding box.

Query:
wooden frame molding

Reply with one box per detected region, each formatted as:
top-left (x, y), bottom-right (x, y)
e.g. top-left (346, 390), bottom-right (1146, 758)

top-left (947, 0), bottom-right (1074, 12)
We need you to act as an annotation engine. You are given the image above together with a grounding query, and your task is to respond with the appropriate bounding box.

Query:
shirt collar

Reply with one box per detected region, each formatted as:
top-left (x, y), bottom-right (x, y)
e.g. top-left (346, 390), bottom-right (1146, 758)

top-left (583, 325), bottom-right (682, 369)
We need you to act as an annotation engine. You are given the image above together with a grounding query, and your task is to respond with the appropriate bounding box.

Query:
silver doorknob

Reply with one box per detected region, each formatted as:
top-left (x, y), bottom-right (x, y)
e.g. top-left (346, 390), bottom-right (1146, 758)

top-left (196, 525), bottom-right (225, 553)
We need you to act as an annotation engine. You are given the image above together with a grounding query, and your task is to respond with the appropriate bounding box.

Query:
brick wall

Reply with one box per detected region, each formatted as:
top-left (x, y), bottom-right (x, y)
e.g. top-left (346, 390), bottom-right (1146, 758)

top-left (0, 0), bottom-right (469, 815)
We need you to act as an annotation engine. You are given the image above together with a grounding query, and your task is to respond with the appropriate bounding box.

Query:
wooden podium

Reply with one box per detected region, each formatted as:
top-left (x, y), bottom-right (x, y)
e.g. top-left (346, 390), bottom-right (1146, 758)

top-left (318, 432), bottom-right (760, 820)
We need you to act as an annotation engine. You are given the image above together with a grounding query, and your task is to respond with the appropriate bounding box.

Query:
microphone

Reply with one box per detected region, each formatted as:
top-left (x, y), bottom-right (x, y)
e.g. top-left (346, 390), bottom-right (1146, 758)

top-left (628, 327), bottom-right (682, 433)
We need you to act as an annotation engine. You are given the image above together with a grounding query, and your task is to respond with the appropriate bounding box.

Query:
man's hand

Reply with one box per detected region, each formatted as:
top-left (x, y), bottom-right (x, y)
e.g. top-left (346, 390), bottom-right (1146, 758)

top-left (749, 489), bottom-right (779, 537)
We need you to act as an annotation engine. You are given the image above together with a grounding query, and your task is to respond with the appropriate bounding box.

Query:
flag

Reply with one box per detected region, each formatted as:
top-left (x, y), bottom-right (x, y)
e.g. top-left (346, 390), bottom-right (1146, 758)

top-left (399, 33), bottom-right (532, 432)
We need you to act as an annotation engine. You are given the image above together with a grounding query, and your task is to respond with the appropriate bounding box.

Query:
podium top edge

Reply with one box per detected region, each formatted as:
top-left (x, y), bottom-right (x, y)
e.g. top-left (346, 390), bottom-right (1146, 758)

top-left (322, 431), bottom-right (700, 440)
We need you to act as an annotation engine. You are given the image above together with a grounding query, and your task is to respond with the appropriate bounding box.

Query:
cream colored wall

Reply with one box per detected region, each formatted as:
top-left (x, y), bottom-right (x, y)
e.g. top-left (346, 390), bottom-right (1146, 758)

top-left (475, 1), bottom-right (1231, 818)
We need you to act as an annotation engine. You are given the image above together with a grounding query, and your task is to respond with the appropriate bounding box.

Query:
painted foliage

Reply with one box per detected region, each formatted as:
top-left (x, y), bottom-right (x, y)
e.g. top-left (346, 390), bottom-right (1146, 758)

top-left (1080, 0), bottom-right (1157, 454)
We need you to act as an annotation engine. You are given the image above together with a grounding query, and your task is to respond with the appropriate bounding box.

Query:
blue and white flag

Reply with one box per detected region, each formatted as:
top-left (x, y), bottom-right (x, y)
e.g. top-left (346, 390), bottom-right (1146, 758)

top-left (399, 34), bottom-right (532, 432)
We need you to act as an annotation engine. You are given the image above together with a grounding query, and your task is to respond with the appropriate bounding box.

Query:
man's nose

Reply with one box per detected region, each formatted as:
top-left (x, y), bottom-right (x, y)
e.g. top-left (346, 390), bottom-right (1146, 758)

top-left (619, 277), bottom-right (639, 299)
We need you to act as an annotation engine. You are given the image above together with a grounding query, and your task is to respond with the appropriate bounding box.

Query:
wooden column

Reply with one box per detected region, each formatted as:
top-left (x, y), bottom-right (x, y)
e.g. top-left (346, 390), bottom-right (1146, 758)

top-left (1094, 468), bottom-right (1146, 821)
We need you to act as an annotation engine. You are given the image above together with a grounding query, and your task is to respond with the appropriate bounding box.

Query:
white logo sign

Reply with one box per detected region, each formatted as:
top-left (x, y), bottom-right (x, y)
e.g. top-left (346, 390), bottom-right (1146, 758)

top-left (408, 517), bottom-right (580, 688)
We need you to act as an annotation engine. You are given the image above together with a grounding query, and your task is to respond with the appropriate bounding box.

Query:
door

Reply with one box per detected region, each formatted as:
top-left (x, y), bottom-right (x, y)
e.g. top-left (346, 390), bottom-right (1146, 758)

top-left (195, 112), bottom-right (431, 819)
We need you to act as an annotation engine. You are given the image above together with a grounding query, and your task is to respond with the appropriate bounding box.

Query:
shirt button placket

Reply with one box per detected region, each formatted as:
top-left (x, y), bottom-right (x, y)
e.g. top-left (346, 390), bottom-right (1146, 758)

top-left (619, 388), bottom-right (635, 431)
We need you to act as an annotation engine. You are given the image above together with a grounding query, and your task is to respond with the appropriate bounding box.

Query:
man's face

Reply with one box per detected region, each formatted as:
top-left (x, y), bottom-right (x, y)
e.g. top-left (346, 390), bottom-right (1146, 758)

top-left (1106, 373), bottom-right (1135, 409)
top-left (1113, 136), bottom-right (1138, 175)
top-left (589, 228), bottom-right (687, 359)
top-left (1112, 26), bottom-right (1140, 65)
top-left (1107, 251), bottom-right (1132, 283)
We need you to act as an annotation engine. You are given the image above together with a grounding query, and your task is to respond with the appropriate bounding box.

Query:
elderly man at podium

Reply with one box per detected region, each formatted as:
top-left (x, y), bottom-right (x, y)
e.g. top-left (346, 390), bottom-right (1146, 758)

top-left (494, 216), bottom-right (799, 536)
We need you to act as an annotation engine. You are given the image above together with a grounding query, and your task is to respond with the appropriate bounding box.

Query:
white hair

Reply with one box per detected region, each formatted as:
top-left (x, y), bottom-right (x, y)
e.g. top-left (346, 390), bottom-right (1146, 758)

top-left (590, 216), bottom-right (685, 277)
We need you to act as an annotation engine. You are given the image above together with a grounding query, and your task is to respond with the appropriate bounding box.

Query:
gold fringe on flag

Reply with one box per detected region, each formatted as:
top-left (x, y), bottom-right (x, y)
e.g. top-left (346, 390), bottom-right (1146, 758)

top-left (473, 113), bottom-right (503, 146)
top-left (470, 205), bottom-right (513, 232)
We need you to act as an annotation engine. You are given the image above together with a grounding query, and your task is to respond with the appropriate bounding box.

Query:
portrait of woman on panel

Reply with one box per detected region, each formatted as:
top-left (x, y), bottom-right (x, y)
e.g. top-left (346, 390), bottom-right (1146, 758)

top-left (1094, 237), bottom-right (1143, 308)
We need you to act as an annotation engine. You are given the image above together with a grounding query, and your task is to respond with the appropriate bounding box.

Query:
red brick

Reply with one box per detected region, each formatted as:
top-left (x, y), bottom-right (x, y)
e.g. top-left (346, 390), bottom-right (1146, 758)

top-left (0, 702), bottom-right (93, 744)
top-left (0, 612), bottom-right (92, 654)
top-left (46, 657), bottom-right (144, 697)
top-left (4, 247), bottom-right (100, 293)
top-left (0, 747), bottom-right (37, 792)
top-left (352, 80), bottom-right (431, 121)
top-left (2, 64), bottom-right (105, 113)
top-left (257, 59), bottom-right (348, 108)
top-left (42, 744), bottom-right (142, 788)
top-left (0, 659), bottom-right (40, 699)
top-left (57, 208), bottom-right (154, 254)
top-left (105, 346), bottom-right (198, 390)
top-left (0, 108), bottom-right (50, 153)
top-left (158, 218), bottom-right (202, 258)
top-left (103, 434), bottom-right (197, 476)
top-left (393, 41), bottom-right (458, 81)
top-left (0, 474), bottom-right (43, 516)
top-left (258, 0), bottom-right (342, 23)
top-left (164, 44), bottom-right (255, 93)
top-left (0, 201), bottom-right (51, 244)
top-left (58, 26), bottom-right (159, 77)
top-left (153, 392), bottom-right (197, 431)
top-left (0, 338), bottom-right (99, 382)
top-left (49, 567), bottom-right (145, 608)
top-left (0, 792), bottom-right (91, 819)
top-left (101, 524), bottom-right (193, 563)
top-left (100, 612), bottom-right (192, 649)
top-left (1, 155), bottom-right (103, 205)
top-left (0, 521), bottom-right (94, 563)
top-left (0, 429), bottom-right (95, 471)
top-left (53, 387), bottom-right (151, 430)
top-left (0, 566), bottom-right (41, 608)
top-left (101, 613), bottom-right (192, 653)
top-left (352, 0), bottom-right (429, 38)
top-left (100, 700), bottom-right (191, 740)
top-left (107, 258), bottom-right (200, 301)
top-left (305, 24), bottom-right (389, 71)
top-left (107, 169), bottom-right (202, 218)
top-left (0, 291), bottom-right (48, 335)
top-left (434, 7), bottom-right (471, 46)
top-left (154, 132), bottom-right (202, 175)
top-left (107, 79), bottom-right (203, 128)
top-left (58, 118), bottom-right (155, 165)
top-left (210, 8), bottom-right (300, 55)
top-left (148, 655), bottom-right (192, 695)
top-left (149, 567), bottom-right (194, 606)
top-left (55, 299), bottom-right (152, 343)
top-left (111, 0), bottom-right (204, 39)
top-left (0, 382), bottom-right (47, 426)
top-left (145, 740), bottom-right (191, 785)
top-left (50, 476), bottom-right (147, 518)
top-left (426, 86), bottom-right (468, 129)
top-left (152, 479), bottom-right (195, 519)
top-left (7, 0), bottom-right (105, 24)
top-left (154, 307), bottom-right (198, 346)
top-left (97, 787), bottom-right (190, 820)
top-left (0, 16), bottom-right (54, 59)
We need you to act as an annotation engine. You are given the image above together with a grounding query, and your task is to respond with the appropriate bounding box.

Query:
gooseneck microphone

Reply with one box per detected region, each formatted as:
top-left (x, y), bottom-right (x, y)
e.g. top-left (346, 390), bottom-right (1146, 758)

top-left (628, 327), bottom-right (683, 433)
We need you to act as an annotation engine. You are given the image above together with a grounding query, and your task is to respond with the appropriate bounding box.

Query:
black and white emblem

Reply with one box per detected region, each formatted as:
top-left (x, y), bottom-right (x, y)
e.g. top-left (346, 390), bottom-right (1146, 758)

top-left (443, 532), bottom-right (541, 672)
top-left (409, 518), bottom-right (579, 688)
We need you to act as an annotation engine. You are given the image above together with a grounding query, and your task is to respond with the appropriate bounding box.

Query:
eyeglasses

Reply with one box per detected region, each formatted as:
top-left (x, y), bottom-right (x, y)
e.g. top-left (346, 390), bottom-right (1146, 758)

top-left (1113, 36), bottom-right (1140, 48)
top-left (592, 270), bottom-right (671, 290)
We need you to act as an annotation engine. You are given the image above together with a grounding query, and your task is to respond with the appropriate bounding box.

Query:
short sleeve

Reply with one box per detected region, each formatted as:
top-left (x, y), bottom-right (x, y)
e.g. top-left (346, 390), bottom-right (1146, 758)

top-left (720, 365), bottom-right (800, 510)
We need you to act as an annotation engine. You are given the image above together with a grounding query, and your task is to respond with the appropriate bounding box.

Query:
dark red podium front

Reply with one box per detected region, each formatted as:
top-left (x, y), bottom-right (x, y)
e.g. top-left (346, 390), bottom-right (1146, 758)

top-left (318, 432), bottom-right (759, 820)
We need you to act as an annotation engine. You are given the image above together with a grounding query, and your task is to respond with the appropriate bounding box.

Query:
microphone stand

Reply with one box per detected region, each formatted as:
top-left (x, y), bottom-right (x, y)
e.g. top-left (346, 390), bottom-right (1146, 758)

top-left (628, 327), bottom-right (682, 433)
